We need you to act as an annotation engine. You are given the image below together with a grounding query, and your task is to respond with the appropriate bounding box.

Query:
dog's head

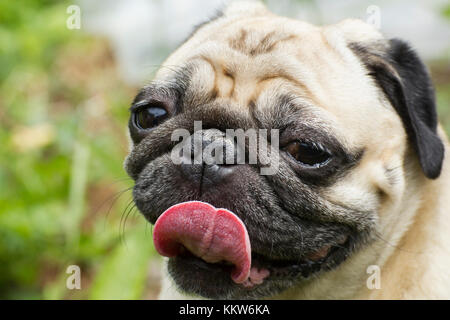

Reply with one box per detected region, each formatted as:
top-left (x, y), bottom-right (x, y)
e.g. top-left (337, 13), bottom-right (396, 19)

top-left (124, 2), bottom-right (444, 299)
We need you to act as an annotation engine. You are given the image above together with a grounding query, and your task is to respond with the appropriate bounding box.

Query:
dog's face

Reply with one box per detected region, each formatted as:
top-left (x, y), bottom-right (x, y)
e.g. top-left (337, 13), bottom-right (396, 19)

top-left (125, 2), bottom-right (444, 299)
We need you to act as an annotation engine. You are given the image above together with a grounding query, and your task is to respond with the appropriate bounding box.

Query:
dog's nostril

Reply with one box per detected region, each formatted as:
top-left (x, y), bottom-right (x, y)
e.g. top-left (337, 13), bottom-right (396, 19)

top-left (179, 162), bottom-right (236, 186)
top-left (203, 163), bottom-right (235, 183)
top-left (177, 128), bottom-right (239, 185)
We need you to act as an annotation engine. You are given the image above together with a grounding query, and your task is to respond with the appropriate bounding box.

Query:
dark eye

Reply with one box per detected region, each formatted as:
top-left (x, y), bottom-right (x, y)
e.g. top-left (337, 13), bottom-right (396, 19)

top-left (284, 141), bottom-right (331, 167)
top-left (133, 103), bottom-right (168, 130)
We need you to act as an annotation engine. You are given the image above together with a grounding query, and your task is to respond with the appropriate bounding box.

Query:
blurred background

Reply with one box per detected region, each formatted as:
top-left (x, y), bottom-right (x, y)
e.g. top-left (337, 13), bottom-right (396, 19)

top-left (0, 0), bottom-right (448, 299)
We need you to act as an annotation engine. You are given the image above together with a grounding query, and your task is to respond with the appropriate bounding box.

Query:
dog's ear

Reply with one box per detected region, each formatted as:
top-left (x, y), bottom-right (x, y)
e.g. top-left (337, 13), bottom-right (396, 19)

top-left (350, 39), bottom-right (444, 179)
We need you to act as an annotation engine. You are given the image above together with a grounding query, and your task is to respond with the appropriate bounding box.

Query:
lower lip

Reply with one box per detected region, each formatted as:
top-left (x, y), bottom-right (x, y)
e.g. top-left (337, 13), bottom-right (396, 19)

top-left (176, 240), bottom-right (348, 287)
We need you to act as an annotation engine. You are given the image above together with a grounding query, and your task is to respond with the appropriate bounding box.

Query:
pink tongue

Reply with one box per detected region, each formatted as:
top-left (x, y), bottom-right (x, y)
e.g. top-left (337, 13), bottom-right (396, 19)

top-left (153, 201), bottom-right (251, 284)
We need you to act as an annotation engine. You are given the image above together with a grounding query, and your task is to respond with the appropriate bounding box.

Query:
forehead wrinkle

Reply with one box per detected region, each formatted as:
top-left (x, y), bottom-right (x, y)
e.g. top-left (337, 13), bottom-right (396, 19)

top-left (184, 46), bottom-right (321, 108)
top-left (256, 93), bottom-right (326, 130)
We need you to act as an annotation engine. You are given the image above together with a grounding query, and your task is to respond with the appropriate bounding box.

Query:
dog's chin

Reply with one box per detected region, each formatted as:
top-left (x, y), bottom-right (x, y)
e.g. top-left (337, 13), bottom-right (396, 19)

top-left (167, 231), bottom-right (355, 299)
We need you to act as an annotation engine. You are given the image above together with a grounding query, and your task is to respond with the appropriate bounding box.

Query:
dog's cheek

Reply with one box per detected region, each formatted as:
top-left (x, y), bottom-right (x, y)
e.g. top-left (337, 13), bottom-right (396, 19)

top-left (322, 168), bottom-right (380, 231)
top-left (322, 149), bottom-right (409, 232)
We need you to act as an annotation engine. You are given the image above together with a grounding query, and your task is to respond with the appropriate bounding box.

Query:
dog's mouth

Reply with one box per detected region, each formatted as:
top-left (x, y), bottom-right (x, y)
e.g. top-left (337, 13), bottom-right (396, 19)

top-left (153, 201), bottom-right (351, 293)
top-left (173, 239), bottom-right (349, 287)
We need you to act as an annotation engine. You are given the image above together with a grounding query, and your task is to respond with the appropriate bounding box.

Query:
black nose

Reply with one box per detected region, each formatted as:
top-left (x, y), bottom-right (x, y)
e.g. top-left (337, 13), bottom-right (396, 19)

top-left (202, 163), bottom-right (235, 184)
top-left (178, 129), bottom-right (237, 187)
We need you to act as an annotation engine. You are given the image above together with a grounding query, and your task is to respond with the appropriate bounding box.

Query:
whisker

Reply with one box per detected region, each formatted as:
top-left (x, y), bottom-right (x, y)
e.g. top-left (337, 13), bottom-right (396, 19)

top-left (122, 204), bottom-right (138, 239)
top-left (373, 233), bottom-right (421, 254)
top-left (94, 186), bottom-right (133, 218)
top-left (110, 177), bottom-right (133, 183)
top-left (101, 188), bottom-right (133, 229)
top-left (119, 198), bottom-right (135, 245)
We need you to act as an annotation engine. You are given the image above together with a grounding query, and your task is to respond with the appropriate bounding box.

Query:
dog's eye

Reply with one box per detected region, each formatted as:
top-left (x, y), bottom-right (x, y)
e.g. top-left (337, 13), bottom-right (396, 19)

top-left (284, 141), bottom-right (331, 167)
top-left (133, 103), bottom-right (168, 130)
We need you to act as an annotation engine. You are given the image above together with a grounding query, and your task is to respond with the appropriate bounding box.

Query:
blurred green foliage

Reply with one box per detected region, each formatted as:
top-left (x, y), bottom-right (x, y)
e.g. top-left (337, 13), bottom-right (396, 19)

top-left (0, 0), bottom-right (158, 299)
top-left (0, 0), bottom-right (448, 300)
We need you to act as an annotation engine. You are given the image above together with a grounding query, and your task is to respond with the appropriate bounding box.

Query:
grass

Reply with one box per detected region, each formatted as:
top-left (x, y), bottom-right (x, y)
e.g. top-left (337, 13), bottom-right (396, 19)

top-left (0, 0), bottom-right (159, 299)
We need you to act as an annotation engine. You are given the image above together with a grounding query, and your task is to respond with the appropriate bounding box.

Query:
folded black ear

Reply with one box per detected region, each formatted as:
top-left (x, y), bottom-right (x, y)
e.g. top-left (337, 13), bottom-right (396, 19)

top-left (350, 39), bottom-right (444, 179)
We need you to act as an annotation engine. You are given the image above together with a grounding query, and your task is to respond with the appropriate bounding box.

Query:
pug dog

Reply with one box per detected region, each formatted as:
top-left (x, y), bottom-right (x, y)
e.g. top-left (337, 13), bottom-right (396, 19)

top-left (124, 1), bottom-right (450, 299)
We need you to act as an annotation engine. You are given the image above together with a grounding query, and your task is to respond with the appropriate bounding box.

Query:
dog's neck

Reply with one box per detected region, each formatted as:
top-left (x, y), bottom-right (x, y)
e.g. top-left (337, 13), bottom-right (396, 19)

top-left (277, 131), bottom-right (450, 299)
top-left (362, 133), bottom-right (450, 299)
